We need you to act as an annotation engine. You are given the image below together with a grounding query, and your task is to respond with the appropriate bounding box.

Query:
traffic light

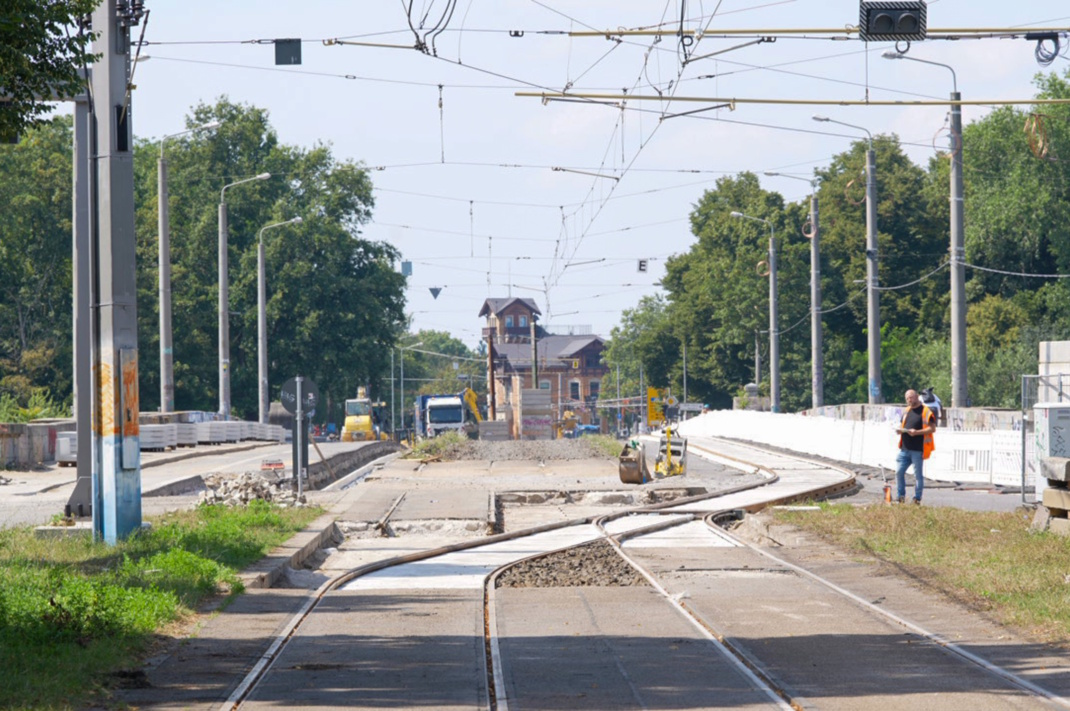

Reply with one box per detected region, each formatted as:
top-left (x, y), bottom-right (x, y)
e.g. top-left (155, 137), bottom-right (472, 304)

top-left (859, 1), bottom-right (927, 43)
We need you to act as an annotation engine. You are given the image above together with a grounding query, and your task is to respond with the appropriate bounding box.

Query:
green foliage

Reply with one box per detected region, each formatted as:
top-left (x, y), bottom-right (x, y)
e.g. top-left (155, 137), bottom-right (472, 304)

top-left (403, 330), bottom-right (486, 400)
top-left (605, 70), bottom-right (1070, 410)
top-left (0, 1), bottom-right (97, 140)
top-left (0, 388), bottom-right (68, 423)
top-left (0, 500), bottom-right (320, 707)
top-left (130, 98), bottom-right (407, 421)
top-left (0, 118), bottom-right (76, 409)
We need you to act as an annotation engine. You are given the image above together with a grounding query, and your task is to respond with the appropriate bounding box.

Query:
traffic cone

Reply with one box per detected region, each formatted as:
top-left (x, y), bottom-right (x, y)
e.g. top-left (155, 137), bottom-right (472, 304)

top-left (884, 484), bottom-right (892, 504)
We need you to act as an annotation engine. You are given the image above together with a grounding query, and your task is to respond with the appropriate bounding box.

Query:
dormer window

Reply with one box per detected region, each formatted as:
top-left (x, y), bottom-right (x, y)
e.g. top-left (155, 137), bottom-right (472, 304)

top-left (519, 315), bottom-right (528, 328)
top-left (505, 315), bottom-right (514, 328)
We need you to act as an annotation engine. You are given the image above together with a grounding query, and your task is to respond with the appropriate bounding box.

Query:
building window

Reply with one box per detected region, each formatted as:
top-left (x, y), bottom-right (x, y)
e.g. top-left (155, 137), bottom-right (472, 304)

top-left (569, 381), bottom-right (580, 401)
top-left (539, 380), bottom-right (550, 390)
top-left (505, 315), bottom-right (514, 328)
top-left (589, 381), bottom-right (600, 400)
top-left (520, 315), bottom-right (528, 328)
top-left (586, 355), bottom-right (601, 368)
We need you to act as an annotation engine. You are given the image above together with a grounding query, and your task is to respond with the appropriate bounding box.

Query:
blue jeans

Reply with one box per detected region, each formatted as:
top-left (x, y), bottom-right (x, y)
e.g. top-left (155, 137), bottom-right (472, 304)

top-left (896, 448), bottom-right (925, 501)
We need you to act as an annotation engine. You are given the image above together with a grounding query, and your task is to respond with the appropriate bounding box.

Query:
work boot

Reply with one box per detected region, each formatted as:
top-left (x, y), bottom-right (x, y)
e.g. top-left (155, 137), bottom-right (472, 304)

top-left (912, 498), bottom-right (921, 505)
top-left (897, 496), bottom-right (905, 504)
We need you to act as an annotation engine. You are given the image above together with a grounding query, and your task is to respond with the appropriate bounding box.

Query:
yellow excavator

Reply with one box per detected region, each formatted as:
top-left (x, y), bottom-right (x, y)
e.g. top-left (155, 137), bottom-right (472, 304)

top-left (341, 387), bottom-right (389, 442)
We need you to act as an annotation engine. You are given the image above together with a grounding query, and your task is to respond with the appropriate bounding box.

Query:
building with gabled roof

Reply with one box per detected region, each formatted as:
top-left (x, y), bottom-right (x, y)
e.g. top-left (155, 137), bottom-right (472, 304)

top-left (479, 298), bottom-right (609, 433)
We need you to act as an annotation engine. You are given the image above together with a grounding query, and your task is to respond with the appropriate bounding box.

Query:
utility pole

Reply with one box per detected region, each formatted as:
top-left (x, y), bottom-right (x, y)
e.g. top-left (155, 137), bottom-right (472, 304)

top-left (949, 92), bottom-right (967, 407)
top-left (90, 0), bottom-right (146, 543)
top-left (813, 116), bottom-right (881, 404)
top-left (864, 143), bottom-right (882, 404)
top-left (810, 189), bottom-right (824, 409)
top-left (765, 171), bottom-right (823, 409)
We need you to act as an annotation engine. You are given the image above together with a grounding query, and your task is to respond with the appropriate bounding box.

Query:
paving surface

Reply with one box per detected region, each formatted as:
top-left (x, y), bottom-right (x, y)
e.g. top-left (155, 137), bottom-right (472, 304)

top-left (8, 434), bottom-right (1056, 709)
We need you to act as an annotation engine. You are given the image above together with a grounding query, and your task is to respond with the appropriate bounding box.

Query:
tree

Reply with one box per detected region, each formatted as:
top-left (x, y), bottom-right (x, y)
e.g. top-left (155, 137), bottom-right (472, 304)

top-left (133, 98), bottom-right (407, 421)
top-left (0, 117), bottom-right (74, 405)
top-left (0, 1), bottom-right (97, 141)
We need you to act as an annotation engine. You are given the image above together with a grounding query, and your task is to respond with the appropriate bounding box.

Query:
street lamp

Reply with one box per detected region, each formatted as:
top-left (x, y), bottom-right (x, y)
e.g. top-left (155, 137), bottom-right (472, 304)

top-left (157, 120), bottom-right (220, 412)
top-left (731, 211), bottom-right (779, 413)
top-left (218, 172), bottom-right (270, 419)
top-left (257, 216), bottom-right (303, 424)
top-left (765, 171), bottom-right (824, 409)
top-left (813, 115), bottom-right (882, 404)
top-left (884, 50), bottom-right (966, 408)
top-left (398, 342), bottom-right (424, 434)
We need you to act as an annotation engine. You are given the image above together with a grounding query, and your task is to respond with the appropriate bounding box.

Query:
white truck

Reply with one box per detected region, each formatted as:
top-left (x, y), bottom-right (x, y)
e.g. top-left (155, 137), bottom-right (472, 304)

top-left (415, 388), bottom-right (483, 438)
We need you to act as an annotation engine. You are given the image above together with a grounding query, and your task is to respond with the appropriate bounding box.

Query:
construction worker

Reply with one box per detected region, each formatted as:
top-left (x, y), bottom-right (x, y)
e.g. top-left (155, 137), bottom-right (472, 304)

top-left (895, 388), bottom-right (937, 505)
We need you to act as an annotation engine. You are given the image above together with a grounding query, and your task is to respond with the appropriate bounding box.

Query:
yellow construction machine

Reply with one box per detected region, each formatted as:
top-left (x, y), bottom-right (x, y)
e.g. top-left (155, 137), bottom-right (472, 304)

top-left (654, 423), bottom-right (687, 477)
top-left (341, 387), bottom-right (389, 442)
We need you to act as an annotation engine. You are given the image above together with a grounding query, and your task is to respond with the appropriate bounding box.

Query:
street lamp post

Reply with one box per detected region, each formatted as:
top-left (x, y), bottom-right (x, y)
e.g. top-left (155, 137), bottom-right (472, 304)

top-left (731, 211), bottom-right (779, 413)
top-left (884, 51), bottom-right (966, 408)
top-left (765, 171), bottom-right (823, 409)
top-left (157, 121), bottom-right (220, 412)
top-left (257, 216), bottom-right (303, 424)
top-left (218, 172), bottom-right (270, 419)
top-left (814, 115), bottom-right (882, 404)
top-left (399, 342), bottom-right (423, 435)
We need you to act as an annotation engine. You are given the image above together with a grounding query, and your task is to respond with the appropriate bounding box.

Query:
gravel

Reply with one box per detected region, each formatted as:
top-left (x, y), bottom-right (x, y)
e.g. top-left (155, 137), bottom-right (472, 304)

top-left (460, 438), bottom-right (612, 462)
top-left (495, 540), bottom-right (649, 588)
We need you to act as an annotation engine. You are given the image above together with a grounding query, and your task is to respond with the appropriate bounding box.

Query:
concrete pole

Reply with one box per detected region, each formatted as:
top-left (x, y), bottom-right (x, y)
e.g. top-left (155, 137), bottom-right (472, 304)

top-left (732, 212), bottom-right (777, 412)
top-left (90, 0), bottom-right (144, 543)
top-left (158, 154), bottom-right (174, 413)
top-left (682, 342), bottom-right (687, 403)
top-left (257, 237), bottom-right (267, 423)
top-left (218, 201), bottom-right (230, 419)
top-left (950, 90), bottom-right (967, 407)
top-left (69, 95), bottom-right (93, 517)
top-left (755, 329), bottom-right (761, 386)
top-left (768, 223), bottom-right (780, 413)
top-left (865, 147), bottom-right (882, 404)
top-left (218, 173), bottom-right (269, 420)
top-left (810, 192), bottom-right (824, 409)
top-left (257, 217), bottom-right (301, 424)
top-left (390, 348), bottom-right (396, 432)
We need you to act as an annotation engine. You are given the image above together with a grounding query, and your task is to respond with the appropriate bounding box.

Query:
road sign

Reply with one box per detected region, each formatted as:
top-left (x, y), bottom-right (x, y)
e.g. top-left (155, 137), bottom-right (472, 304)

top-left (679, 403), bottom-right (705, 412)
top-left (280, 377), bottom-right (319, 416)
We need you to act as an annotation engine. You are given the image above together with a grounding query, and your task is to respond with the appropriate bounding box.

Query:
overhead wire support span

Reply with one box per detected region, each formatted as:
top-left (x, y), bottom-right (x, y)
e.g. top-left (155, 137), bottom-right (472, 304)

top-left (552, 167), bottom-right (620, 181)
top-left (568, 26), bottom-right (1070, 40)
top-left (519, 91), bottom-right (1070, 108)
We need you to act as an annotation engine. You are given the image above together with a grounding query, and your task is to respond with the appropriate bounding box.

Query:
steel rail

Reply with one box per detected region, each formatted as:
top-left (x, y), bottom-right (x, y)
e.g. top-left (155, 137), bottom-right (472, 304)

top-left (222, 436), bottom-right (852, 709)
top-left (701, 514), bottom-right (1070, 709)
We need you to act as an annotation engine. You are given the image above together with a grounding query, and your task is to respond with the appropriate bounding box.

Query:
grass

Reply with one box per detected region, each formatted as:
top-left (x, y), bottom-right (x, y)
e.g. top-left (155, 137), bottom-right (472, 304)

top-left (771, 502), bottom-right (1070, 644)
top-left (407, 430), bottom-right (470, 460)
top-left (581, 434), bottom-right (624, 459)
top-left (0, 500), bottom-right (322, 709)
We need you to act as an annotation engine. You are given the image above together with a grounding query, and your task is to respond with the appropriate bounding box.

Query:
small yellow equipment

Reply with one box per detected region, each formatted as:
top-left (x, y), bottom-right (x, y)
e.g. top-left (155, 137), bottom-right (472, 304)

top-left (654, 423), bottom-right (688, 477)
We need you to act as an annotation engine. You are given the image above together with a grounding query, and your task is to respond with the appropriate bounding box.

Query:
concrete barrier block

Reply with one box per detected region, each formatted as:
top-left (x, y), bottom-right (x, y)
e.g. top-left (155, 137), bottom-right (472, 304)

top-left (1050, 517), bottom-right (1070, 536)
top-left (1042, 486), bottom-right (1070, 513)
top-left (1041, 457), bottom-right (1070, 483)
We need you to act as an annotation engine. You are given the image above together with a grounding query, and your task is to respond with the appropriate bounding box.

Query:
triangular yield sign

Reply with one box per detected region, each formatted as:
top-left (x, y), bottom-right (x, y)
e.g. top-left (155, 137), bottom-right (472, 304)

top-left (429, 287), bottom-right (442, 299)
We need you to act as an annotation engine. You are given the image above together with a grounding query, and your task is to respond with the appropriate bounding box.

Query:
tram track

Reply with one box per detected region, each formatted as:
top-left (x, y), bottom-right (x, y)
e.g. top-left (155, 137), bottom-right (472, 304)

top-left (222, 436), bottom-right (1068, 710)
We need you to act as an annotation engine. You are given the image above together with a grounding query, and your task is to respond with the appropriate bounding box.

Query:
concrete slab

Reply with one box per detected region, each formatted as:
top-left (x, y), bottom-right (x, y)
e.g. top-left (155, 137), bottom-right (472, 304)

top-left (626, 545), bottom-right (1047, 710)
top-left (242, 589), bottom-right (487, 711)
top-left (495, 586), bottom-right (785, 710)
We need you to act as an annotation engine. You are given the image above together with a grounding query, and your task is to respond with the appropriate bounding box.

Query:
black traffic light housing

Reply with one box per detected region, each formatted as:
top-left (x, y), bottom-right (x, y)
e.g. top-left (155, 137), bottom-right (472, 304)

top-left (859, 1), bottom-right (927, 42)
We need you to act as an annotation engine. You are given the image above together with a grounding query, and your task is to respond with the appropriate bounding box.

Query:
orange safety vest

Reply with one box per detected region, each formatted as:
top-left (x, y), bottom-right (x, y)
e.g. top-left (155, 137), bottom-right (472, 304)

top-left (899, 405), bottom-right (935, 460)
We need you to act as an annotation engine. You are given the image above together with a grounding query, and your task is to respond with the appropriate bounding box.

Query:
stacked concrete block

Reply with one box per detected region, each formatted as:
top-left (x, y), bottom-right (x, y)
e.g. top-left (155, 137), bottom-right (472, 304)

top-left (1041, 457), bottom-right (1070, 536)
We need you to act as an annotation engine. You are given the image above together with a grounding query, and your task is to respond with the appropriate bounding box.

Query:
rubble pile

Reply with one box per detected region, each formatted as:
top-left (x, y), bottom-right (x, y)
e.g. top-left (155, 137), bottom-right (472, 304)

top-left (199, 471), bottom-right (308, 507)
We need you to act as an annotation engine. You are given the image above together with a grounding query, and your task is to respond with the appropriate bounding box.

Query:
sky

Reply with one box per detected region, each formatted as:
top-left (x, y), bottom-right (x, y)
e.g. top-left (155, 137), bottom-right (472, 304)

top-left (117, 1), bottom-right (1070, 348)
